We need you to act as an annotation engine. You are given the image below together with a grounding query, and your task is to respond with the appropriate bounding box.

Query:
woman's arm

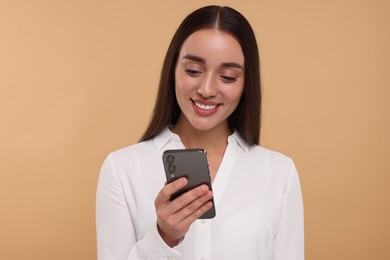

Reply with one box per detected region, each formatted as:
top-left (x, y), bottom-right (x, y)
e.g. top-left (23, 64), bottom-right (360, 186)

top-left (274, 165), bottom-right (305, 260)
top-left (96, 154), bottom-right (181, 260)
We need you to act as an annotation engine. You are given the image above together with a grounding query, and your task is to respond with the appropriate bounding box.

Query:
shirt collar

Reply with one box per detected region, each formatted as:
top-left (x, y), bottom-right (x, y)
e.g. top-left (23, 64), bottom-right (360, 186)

top-left (153, 126), bottom-right (250, 153)
top-left (229, 131), bottom-right (249, 153)
top-left (153, 126), bottom-right (181, 152)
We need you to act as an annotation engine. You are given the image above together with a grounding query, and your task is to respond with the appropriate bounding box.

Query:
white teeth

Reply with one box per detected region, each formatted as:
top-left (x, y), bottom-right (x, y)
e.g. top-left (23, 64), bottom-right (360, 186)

top-left (195, 102), bottom-right (217, 110)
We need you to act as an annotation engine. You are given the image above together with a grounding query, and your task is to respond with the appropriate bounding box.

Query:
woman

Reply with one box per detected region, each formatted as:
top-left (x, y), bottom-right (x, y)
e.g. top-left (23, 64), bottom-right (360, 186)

top-left (96, 5), bottom-right (304, 260)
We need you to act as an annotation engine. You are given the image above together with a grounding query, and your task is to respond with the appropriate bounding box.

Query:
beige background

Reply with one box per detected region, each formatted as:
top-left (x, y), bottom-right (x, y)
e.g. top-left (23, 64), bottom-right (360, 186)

top-left (0, 0), bottom-right (389, 259)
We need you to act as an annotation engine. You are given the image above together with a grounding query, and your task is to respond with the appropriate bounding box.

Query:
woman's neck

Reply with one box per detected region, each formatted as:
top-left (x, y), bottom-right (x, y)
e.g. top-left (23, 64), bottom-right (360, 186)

top-left (171, 115), bottom-right (231, 180)
top-left (171, 116), bottom-right (231, 154)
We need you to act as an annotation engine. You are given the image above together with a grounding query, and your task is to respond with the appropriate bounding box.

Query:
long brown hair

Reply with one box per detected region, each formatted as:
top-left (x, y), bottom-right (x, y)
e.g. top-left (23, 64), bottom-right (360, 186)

top-left (140, 6), bottom-right (261, 145)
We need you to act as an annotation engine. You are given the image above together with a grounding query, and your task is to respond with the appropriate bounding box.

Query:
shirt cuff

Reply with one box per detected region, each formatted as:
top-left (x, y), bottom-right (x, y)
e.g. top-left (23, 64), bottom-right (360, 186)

top-left (135, 223), bottom-right (182, 259)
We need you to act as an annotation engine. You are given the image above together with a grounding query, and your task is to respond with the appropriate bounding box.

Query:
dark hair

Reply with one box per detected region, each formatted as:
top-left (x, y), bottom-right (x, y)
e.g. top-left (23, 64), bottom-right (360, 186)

top-left (140, 5), bottom-right (261, 145)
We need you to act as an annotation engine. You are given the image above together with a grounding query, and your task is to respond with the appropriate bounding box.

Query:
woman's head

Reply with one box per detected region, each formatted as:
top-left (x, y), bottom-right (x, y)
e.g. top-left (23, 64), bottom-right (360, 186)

top-left (141, 5), bottom-right (261, 145)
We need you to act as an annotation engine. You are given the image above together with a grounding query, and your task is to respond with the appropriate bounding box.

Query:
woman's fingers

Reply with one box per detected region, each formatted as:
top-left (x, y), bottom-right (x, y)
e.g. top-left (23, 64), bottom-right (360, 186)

top-left (174, 189), bottom-right (213, 222)
top-left (155, 178), bottom-right (212, 217)
top-left (155, 177), bottom-right (188, 205)
top-left (154, 179), bottom-right (214, 247)
top-left (178, 200), bottom-right (213, 227)
top-left (169, 184), bottom-right (210, 213)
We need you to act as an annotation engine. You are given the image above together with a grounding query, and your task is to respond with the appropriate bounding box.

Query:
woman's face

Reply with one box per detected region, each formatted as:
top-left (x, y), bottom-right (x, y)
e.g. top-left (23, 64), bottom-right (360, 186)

top-left (174, 29), bottom-right (245, 132)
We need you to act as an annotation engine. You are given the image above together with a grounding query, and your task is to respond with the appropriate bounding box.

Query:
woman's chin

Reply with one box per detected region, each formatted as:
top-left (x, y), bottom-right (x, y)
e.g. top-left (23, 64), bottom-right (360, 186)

top-left (187, 119), bottom-right (227, 132)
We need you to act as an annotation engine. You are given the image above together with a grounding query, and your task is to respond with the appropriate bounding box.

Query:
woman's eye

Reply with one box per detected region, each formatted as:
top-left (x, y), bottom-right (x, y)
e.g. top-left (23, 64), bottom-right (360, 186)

top-left (185, 69), bottom-right (201, 77)
top-left (220, 75), bottom-right (237, 83)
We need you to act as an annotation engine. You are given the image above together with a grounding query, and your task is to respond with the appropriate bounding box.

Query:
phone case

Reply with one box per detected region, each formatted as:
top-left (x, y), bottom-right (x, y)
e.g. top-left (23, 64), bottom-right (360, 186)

top-left (162, 149), bottom-right (216, 219)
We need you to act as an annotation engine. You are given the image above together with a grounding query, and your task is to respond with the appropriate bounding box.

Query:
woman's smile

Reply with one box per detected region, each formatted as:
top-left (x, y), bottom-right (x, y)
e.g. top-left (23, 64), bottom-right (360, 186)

top-left (191, 98), bottom-right (221, 116)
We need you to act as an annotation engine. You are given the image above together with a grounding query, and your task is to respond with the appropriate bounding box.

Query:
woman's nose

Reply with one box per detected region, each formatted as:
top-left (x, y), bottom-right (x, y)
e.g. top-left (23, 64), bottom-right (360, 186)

top-left (197, 74), bottom-right (217, 98)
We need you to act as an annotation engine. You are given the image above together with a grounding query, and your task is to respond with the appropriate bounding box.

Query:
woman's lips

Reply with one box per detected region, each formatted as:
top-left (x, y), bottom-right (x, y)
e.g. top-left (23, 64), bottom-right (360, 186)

top-left (191, 99), bottom-right (220, 116)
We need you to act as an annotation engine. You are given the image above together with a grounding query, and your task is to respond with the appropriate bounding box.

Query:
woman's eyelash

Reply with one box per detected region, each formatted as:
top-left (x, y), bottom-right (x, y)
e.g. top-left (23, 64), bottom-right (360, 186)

top-left (184, 69), bottom-right (237, 82)
top-left (184, 69), bottom-right (201, 75)
top-left (221, 75), bottom-right (237, 82)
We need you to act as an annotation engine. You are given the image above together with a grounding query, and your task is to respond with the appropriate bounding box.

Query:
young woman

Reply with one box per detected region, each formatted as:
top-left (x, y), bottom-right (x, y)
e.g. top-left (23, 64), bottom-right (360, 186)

top-left (96, 6), bottom-right (304, 260)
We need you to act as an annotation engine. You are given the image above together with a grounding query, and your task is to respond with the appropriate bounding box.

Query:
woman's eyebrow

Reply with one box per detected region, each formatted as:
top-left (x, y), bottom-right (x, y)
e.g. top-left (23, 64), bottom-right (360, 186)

top-left (182, 54), bottom-right (243, 70)
top-left (221, 62), bottom-right (243, 70)
top-left (182, 54), bottom-right (205, 64)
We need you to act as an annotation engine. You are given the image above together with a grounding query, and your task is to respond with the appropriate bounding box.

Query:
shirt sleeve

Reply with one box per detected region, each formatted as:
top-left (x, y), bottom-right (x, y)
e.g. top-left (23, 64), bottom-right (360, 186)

top-left (273, 163), bottom-right (305, 260)
top-left (96, 154), bottom-right (181, 260)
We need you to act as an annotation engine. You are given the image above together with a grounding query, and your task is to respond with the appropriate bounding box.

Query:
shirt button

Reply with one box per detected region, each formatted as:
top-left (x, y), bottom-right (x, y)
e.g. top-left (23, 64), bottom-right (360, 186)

top-left (201, 219), bottom-right (206, 224)
top-left (167, 256), bottom-right (174, 260)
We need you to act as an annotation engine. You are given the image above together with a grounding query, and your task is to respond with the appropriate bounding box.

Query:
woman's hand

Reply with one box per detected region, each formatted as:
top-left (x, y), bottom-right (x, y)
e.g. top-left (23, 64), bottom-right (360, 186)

top-left (154, 177), bottom-right (213, 247)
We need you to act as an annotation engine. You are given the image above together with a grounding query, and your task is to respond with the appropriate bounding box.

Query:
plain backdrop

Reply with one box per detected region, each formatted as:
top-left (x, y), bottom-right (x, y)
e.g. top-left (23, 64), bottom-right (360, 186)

top-left (0, 0), bottom-right (389, 259)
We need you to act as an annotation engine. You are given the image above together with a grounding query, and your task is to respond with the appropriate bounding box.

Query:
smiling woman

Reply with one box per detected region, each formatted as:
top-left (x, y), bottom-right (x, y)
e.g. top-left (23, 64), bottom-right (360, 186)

top-left (174, 29), bottom-right (245, 133)
top-left (96, 5), bottom-right (304, 260)
top-left (140, 6), bottom-right (261, 146)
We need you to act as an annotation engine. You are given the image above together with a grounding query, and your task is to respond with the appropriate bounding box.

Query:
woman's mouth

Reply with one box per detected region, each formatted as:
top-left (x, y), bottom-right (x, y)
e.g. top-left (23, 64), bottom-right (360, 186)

top-left (191, 99), bottom-right (220, 116)
top-left (194, 102), bottom-right (217, 111)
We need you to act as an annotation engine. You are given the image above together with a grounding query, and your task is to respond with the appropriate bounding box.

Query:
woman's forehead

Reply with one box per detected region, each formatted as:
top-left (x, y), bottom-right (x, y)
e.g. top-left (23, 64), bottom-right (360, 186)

top-left (179, 29), bottom-right (244, 66)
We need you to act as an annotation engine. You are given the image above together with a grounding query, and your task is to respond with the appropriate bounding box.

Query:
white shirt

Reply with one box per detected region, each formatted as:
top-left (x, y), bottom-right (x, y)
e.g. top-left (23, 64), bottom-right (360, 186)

top-left (96, 127), bottom-right (304, 260)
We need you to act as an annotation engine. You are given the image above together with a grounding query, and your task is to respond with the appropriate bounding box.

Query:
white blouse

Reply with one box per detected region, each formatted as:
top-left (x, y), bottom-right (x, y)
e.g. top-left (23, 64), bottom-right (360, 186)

top-left (96, 127), bottom-right (304, 260)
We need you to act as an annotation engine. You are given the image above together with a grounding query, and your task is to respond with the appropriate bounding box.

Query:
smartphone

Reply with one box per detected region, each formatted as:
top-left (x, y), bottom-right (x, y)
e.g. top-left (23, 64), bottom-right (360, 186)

top-left (162, 149), bottom-right (216, 219)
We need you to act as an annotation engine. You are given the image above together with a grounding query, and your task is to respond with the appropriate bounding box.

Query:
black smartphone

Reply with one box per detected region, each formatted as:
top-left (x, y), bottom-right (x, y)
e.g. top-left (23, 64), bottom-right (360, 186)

top-left (162, 149), bottom-right (216, 219)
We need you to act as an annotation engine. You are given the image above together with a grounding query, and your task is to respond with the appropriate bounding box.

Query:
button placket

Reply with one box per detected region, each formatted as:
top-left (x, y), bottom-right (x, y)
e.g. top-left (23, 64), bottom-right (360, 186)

top-left (195, 220), bottom-right (211, 260)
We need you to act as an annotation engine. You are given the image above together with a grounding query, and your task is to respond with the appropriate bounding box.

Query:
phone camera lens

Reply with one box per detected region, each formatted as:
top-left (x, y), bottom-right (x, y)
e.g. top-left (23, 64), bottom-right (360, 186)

top-left (166, 155), bottom-right (175, 164)
top-left (167, 164), bottom-right (176, 174)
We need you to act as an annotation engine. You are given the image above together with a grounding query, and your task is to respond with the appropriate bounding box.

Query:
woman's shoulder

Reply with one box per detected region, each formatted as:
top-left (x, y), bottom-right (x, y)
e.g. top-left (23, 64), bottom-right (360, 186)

top-left (251, 144), bottom-right (291, 158)
top-left (247, 144), bottom-right (296, 169)
top-left (231, 131), bottom-right (295, 169)
top-left (108, 138), bottom-right (155, 160)
top-left (109, 127), bottom-right (174, 158)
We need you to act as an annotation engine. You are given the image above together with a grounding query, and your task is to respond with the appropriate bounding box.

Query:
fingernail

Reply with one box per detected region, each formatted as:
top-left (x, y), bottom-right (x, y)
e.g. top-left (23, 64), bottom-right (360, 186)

top-left (180, 177), bottom-right (187, 185)
top-left (200, 185), bottom-right (208, 192)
